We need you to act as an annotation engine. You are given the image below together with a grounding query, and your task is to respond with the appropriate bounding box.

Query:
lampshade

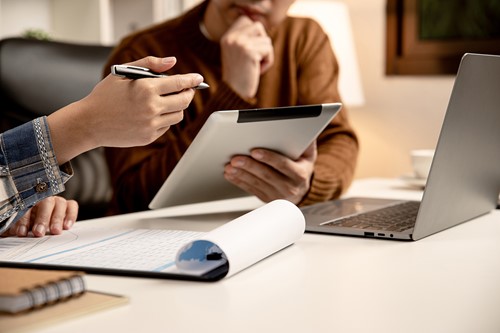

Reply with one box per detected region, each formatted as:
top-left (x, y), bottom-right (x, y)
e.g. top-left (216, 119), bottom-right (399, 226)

top-left (288, 1), bottom-right (365, 106)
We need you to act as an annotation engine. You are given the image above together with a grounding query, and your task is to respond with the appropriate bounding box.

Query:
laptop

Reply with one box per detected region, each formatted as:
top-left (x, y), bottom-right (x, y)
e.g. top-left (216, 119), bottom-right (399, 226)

top-left (301, 53), bottom-right (500, 241)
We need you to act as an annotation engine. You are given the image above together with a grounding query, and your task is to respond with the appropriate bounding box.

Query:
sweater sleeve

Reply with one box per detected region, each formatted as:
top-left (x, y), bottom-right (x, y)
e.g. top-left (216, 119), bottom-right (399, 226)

top-left (293, 20), bottom-right (359, 205)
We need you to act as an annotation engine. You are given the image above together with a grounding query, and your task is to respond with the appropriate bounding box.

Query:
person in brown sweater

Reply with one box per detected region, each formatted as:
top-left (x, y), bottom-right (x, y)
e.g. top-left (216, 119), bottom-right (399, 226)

top-left (103, 0), bottom-right (359, 215)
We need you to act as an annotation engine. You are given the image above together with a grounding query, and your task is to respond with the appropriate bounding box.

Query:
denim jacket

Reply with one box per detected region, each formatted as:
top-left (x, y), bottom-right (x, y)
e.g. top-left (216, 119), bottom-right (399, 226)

top-left (0, 117), bottom-right (73, 234)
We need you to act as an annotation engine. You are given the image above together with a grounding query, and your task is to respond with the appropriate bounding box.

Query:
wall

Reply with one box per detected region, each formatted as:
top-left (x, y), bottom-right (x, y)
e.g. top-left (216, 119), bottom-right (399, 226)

top-left (0, 0), bottom-right (51, 37)
top-left (51, 0), bottom-right (104, 44)
top-left (342, 0), bottom-right (454, 179)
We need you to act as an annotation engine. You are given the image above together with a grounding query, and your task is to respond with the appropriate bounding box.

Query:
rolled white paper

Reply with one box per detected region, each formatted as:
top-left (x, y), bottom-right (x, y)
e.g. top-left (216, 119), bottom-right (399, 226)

top-left (176, 199), bottom-right (305, 278)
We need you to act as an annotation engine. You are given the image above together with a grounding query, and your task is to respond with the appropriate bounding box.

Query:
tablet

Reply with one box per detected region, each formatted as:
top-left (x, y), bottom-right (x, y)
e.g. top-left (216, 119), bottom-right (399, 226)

top-left (149, 103), bottom-right (342, 209)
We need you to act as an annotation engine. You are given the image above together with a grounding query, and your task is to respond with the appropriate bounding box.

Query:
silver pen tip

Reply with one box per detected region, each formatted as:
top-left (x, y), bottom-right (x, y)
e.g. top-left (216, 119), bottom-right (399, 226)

top-left (196, 82), bottom-right (210, 90)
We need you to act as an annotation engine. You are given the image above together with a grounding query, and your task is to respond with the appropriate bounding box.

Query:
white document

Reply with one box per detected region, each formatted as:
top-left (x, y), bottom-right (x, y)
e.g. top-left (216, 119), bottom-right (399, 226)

top-left (0, 200), bottom-right (305, 281)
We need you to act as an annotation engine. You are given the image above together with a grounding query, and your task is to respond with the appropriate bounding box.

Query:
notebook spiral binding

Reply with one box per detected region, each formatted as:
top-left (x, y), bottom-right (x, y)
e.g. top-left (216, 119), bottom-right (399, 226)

top-left (23, 275), bottom-right (86, 310)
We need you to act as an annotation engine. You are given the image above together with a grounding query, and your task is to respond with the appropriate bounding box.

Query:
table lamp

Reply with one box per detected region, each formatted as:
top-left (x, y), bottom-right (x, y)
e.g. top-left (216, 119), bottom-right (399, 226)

top-left (288, 1), bottom-right (365, 107)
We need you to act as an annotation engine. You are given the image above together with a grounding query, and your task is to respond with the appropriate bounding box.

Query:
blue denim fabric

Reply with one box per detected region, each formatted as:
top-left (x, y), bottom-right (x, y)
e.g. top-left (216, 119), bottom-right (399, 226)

top-left (0, 117), bottom-right (72, 234)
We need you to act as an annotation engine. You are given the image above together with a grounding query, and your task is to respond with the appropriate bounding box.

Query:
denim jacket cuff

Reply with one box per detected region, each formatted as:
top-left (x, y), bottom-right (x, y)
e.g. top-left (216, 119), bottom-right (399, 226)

top-left (2, 117), bottom-right (72, 210)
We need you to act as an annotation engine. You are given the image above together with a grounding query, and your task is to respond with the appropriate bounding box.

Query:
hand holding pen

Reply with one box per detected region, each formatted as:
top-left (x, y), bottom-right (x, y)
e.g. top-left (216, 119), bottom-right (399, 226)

top-left (111, 64), bottom-right (209, 90)
top-left (46, 56), bottom-right (202, 167)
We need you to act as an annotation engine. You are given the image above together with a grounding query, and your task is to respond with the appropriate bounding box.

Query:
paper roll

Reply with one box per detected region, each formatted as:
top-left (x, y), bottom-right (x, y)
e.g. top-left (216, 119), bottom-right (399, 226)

top-left (176, 199), bottom-right (305, 278)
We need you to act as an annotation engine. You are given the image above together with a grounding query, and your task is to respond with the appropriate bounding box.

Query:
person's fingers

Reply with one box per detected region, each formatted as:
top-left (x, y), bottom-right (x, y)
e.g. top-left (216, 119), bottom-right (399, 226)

top-left (230, 16), bottom-right (266, 37)
top-left (47, 197), bottom-right (69, 235)
top-left (13, 209), bottom-right (34, 237)
top-left (2, 209), bottom-right (34, 237)
top-left (155, 74), bottom-right (204, 96)
top-left (249, 149), bottom-right (311, 181)
top-left (126, 56), bottom-right (177, 75)
top-left (159, 109), bottom-right (184, 128)
top-left (224, 146), bottom-right (315, 204)
top-left (3, 198), bottom-right (78, 237)
top-left (256, 36), bottom-right (274, 73)
top-left (224, 164), bottom-right (275, 201)
top-left (31, 197), bottom-right (56, 237)
top-left (247, 20), bottom-right (267, 37)
top-left (122, 57), bottom-right (205, 95)
top-left (221, 18), bottom-right (274, 87)
top-left (63, 200), bottom-right (79, 230)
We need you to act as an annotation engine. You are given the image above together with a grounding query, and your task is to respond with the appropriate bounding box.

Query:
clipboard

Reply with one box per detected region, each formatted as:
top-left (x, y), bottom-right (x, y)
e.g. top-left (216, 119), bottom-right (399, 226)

top-left (0, 200), bottom-right (305, 282)
top-left (149, 103), bottom-right (342, 209)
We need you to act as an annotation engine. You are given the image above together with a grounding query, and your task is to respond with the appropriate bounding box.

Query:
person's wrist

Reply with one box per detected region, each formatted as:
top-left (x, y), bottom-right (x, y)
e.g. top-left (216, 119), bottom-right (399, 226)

top-left (73, 97), bottom-right (101, 151)
top-left (48, 99), bottom-right (99, 164)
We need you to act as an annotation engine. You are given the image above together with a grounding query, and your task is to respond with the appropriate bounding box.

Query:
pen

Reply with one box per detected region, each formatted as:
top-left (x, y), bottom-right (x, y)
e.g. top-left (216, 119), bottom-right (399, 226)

top-left (111, 64), bottom-right (209, 90)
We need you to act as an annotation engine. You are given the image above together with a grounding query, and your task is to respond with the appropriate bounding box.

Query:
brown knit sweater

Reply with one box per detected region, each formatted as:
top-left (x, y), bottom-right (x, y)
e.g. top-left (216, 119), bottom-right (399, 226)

top-left (103, 1), bottom-right (359, 215)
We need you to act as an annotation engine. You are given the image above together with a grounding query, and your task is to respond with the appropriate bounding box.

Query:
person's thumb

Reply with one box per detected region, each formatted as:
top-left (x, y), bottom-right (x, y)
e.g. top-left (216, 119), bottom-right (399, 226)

top-left (126, 56), bottom-right (177, 73)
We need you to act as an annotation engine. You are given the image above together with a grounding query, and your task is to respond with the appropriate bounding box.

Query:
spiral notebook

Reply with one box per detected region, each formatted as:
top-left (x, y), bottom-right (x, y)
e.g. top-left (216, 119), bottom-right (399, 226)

top-left (0, 268), bottom-right (127, 333)
top-left (0, 268), bottom-right (86, 314)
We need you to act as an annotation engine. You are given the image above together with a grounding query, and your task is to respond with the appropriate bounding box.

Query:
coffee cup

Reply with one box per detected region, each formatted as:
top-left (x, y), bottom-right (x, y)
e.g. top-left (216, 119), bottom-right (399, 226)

top-left (410, 149), bottom-right (434, 179)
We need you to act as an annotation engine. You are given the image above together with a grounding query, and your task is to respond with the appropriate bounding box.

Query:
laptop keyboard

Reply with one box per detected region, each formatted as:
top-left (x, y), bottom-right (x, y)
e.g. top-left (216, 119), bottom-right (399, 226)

top-left (322, 201), bottom-right (420, 232)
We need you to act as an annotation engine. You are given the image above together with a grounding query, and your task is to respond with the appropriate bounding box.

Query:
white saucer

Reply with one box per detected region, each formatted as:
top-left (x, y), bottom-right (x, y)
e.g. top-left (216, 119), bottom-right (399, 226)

top-left (399, 174), bottom-right (427, 189)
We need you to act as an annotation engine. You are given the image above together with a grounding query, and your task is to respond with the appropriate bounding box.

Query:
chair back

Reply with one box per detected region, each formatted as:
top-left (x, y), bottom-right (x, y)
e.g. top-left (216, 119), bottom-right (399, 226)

top-left (0, 37), bottom-right (114, 220)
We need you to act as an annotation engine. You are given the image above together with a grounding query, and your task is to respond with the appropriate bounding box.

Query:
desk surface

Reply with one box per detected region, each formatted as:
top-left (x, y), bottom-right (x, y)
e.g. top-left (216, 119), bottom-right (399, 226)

top-left (36, 178), bottom-right (500, 333)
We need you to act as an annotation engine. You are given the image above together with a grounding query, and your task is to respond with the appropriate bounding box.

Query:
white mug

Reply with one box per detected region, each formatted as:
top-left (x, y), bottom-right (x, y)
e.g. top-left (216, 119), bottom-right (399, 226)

top-left (410, 149), bottom-right (435, 179)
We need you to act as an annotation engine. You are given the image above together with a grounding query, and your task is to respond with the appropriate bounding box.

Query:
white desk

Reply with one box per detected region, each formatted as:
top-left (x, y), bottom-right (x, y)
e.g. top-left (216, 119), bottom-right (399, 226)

top-left (36, 178), bottom-right (500, 333)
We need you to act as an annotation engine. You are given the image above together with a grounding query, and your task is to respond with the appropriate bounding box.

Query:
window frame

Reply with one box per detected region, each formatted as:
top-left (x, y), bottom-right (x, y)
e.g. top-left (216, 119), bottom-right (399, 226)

top-left (386, 0), bottom-right (500, 75)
